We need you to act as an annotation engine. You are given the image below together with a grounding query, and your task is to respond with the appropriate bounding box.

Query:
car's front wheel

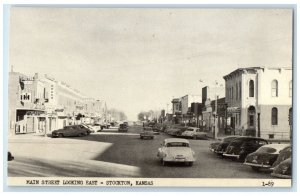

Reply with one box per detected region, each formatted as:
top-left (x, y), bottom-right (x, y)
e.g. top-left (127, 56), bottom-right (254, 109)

top-left (58, 133), bottom-right (64, 138)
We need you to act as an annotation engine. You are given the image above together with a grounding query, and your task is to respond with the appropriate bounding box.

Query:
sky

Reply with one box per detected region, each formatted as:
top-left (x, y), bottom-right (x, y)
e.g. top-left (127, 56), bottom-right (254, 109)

top-left (9, 8), bottom-right (293, 120)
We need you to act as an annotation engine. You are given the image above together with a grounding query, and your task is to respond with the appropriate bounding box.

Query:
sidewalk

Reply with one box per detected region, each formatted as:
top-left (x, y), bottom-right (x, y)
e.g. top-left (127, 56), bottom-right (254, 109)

top-left (206, 131), bottom-right (231, 140)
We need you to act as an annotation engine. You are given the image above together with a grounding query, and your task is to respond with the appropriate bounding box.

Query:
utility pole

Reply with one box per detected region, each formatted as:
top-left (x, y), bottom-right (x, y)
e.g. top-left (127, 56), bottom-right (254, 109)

top-left (214, 95), bottom-right (219, 139)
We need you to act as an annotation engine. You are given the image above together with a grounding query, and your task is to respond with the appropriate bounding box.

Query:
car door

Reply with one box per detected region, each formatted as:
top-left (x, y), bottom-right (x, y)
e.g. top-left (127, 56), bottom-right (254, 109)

top-left (243, 139), bottom-right (258, 154)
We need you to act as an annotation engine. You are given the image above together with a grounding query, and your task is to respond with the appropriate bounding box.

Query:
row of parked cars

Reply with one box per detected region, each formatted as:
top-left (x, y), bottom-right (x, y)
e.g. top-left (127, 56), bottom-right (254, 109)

top-left (209, 136), bottom-right (292, 178)
top-left (164, 125), bottom-right (207, 139)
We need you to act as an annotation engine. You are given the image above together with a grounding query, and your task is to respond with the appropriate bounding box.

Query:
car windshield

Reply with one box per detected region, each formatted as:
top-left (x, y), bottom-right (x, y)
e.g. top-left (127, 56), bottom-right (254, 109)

top-left (166, 142), bottom-right (189, 147)
top-left (256, 147), bottom-right (277, 154)
top-left (186, 129), bottom-right (194, 131)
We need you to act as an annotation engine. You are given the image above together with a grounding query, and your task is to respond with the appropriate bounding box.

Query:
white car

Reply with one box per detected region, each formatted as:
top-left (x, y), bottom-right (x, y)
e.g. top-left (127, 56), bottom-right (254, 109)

top-left (181, 127), bottom-right (207, 139)
top-left (157, 138), bottom-right (195, 166)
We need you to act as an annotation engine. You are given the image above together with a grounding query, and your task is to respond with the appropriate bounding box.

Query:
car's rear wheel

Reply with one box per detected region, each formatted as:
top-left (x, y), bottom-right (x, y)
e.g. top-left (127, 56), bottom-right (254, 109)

top-left (58, 133), bottom-right (64, 138)
top-left (251, 166), bottom-right (260, 172)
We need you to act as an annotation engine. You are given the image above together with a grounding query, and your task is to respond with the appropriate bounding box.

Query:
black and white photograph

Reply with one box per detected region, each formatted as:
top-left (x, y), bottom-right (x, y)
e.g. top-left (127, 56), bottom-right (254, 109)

top-left (5, 5), bottom-right (294, 188)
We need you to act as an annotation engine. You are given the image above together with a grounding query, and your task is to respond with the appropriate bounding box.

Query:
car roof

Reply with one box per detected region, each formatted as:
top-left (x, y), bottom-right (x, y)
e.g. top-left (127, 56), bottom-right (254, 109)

top-left (232, 136), bottom-right (267, 141)
top-left (260, 143), bottom-right (290, 150)
top-left (164, 138), bottom-right (190, 143)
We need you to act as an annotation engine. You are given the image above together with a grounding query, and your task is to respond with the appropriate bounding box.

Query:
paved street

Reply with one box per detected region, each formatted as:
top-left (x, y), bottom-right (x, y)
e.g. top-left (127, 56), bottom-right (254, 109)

top-left (8, 126), bottom-right (272, 178)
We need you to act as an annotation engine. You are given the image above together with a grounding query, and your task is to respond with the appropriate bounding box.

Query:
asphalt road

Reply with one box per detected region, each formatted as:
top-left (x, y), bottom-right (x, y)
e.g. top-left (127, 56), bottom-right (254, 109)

top-left (8, 125), bottom-right (273, 178)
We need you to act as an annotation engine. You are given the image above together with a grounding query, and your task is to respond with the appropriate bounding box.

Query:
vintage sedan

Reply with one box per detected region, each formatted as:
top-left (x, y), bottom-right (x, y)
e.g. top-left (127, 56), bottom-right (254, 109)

top-left (209, 136), bottom-right (238, 155)
top-left (118, 124), bottom-right (128, 132)
top-left (271, 158), bottom-right (292, 179)
top-left (223, 137), bottom-right (268, 161)
top-left (271, 146), bottom-right (292, 169)
top-left (140, 127), bottom-right (154, 139)
top-left (157, 138), bottom-right (195, 166)
top-left (52, 125), bottom-right (89, 138)
top-left (181, 127), bottom-right (207, 139)
top-left (244, 144), bottom-right (290, 171)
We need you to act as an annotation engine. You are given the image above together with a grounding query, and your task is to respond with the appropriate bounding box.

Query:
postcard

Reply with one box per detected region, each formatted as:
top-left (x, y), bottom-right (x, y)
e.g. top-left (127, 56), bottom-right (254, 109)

top-left (6, 6), bottom-right (294, 188)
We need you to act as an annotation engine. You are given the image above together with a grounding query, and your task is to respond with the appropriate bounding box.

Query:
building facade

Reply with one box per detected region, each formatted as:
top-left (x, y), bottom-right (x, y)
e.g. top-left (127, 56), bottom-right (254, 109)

top-left (9, 72), bottom-right (103, 135)
top-left (223, 67), bottom-right (292, 140)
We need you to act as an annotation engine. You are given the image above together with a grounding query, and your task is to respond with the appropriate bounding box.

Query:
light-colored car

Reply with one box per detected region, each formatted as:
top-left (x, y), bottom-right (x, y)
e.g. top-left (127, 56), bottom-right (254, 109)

top-left (157, 138), bottom-right (195, 166)
top-left (140, 127), bottom-right (154, 139)
top-left (181, 127), bottom-right (207, 139)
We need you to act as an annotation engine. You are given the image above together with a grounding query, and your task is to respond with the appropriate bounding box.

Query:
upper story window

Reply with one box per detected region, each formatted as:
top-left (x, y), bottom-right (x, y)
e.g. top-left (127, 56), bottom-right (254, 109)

top-left (271, 80), bottom-right (278, 97)
top-left (289, 80), bottom-right (292, 97)
top-left (271, 107), bottom-right (278, 125)
top-left (249, 80), bottom-right (254, 97)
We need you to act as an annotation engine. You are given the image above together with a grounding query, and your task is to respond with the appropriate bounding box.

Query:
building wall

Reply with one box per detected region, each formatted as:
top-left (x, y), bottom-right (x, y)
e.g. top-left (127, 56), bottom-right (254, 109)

top-left (259, 105), bottom-right (291, 140)
top-left (257, 68), bottom-right (292, 105)
top-left (224, 67), bottom-right (292, 139)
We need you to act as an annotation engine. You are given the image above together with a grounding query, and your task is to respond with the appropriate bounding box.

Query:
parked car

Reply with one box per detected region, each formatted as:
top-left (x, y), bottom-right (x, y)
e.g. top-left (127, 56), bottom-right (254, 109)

top-left (140, 127), bottom-right (154, 139)
top-left (223, 137), bottom-right (268, 161)
top-left (52, 125), bottom-right (89, 138)
top-left (244, 143), bottom-right (290, 171)
top-left (181, 127), bottom-right (207, 139)
top-left (118, 124), bottom-right (128, 132)
top-left (174, 126), bottom-right (189, 137)
top-left (209, 136), bottom-right (238, 155)
top-left (271, 146), bottom-right (292, 169)
top-left (8, 151), bottom-right (14, 161)
top-left (157, 138), bottom-right (195, 166)
top-left (82, 124), bottom-right (97, 133)
top-left (101, 122), bottom-right (110, 130)
top-left (271, 158), bottom-right (292, 179)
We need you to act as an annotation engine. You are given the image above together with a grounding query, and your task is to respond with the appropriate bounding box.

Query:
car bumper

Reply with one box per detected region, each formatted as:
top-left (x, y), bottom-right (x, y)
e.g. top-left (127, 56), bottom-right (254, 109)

top-left (244, 162), bottom-right (272, 168)
top-left (163, 157), bottom-right (195, 162)
top-left (223, 153), bottom-right (240, 159)
top-left (215, 149), bottom-right (225, 154)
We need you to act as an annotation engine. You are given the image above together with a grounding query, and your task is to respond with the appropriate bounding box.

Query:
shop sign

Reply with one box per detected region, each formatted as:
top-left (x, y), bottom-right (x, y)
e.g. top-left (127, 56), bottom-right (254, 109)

top-left (20, 92), bottom-right (31, 102)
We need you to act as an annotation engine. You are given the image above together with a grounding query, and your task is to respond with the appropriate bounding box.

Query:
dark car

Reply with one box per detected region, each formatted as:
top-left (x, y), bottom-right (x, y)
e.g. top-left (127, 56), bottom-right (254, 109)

top-left (8, 151), bottom-right (14, 161)
top-left (118, 124), bottom-right (128, 132)
top-left (244, 144), bottom-right (290, 171)
top-left (271, 158), bottom-right (292, 179)
top-left (209, 136), bottom-right (238, 155)
top-left (271, 146), bottom-right (292, 169)
top-left (52, 125), bottom-right (89, 138)
top-left (223, 137), bottom-right (268, 161)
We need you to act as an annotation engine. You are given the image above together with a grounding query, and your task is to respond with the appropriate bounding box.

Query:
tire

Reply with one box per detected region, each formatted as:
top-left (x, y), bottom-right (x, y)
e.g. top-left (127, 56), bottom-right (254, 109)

top-left (79, 133), bottom-right (85, 137)
top-left (58, 133), bottom-right (64, 138)
top-left (251, 166), bottom-right (260, 172)
top-left (193, 135), bottom-right (197, 140)
top-left (140, 136), bottom-right (143, 139)
top-left (186, 162), bottom-right (193, 166)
